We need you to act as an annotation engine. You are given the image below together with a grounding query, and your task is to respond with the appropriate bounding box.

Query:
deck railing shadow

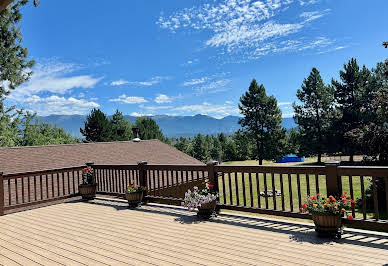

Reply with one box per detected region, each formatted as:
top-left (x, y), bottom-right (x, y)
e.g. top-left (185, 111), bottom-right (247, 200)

top-left (121, 201), bottom-right (388, 251)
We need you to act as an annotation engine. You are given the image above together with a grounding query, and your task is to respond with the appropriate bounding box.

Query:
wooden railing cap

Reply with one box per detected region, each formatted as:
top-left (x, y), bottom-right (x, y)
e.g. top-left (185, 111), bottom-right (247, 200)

top-left (325, 160), bottom-right (340, 165)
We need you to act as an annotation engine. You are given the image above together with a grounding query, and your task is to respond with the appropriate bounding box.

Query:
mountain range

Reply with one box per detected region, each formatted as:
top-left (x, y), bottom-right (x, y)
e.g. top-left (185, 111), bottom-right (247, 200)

top-left (38, 114), bottom-right (296, 138)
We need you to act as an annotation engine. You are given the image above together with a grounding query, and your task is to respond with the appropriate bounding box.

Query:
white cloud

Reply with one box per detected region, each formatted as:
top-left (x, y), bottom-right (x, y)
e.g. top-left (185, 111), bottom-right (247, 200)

top-left (130, 112), bottom-right (153, 117)
top-left (22, 95), bottom-right (99, 116)
top-left (158, 1), bottom-right (337, 60)
top-left (183, 77), bottom-right (209, 86)
top-left (299, 0), bottom-right (320, 6)
top-left (109, 94), bottom-right (148, 104)
top-left (173, 101), bottom-right (238, 118)
top-left (8, 61), bottom-right (102, 102)
top-left (154, 94), bottom-right (172, 104)
top-left (110, 76), bottom-right (169, 86)
top-left (278, 101), bottom-right (292, 106)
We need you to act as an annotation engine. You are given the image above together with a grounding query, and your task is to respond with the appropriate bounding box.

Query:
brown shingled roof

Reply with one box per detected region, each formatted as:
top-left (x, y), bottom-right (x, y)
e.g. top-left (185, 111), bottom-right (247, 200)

top-left (0, 140), bottom-right (203, 175)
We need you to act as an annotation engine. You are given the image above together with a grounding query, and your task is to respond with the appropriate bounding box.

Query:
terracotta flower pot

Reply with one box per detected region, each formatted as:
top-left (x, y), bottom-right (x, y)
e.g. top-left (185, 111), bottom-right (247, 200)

top-left (79, 183), bottom-right (97, 200)
top-left (197, 200), bottom-right (217, 219)
top-left (312, 212), bottom-right (342, 238)
top-left (124, 191), bottom-right (143, 207)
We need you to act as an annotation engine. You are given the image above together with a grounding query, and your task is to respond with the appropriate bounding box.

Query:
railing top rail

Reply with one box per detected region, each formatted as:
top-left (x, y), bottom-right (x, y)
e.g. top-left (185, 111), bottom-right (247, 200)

top-left (214, 164), bottom-right (326, 174)
top-left (337, 166), bottom-right (388, 177)
top-left (92, 164), bottom-right (138, 170)
top-left (2, 166), bottom-right (85, 180)
top-left (143, 164), bottom-right (208, 171)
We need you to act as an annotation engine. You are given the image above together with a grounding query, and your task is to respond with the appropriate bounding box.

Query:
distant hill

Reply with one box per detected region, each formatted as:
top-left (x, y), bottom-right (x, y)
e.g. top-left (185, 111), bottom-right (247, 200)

top-left (38, 114), bottom-right (296, 138)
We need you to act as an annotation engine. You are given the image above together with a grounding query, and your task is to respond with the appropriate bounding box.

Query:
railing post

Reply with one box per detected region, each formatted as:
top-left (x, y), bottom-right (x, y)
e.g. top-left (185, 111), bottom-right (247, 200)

top-left (0, 172), bottom-right (4, 216)
top-left (325, 161), bottom-right (341, 197)
top-left (137, 161), bottom-right (148, 201)
top-left (207, 161), bottom-right (220, 213)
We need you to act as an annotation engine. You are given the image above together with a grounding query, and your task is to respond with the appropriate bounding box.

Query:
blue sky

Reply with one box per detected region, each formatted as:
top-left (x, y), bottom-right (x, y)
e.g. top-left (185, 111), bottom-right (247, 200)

top-left (5, 0), bottom-right (388, 118)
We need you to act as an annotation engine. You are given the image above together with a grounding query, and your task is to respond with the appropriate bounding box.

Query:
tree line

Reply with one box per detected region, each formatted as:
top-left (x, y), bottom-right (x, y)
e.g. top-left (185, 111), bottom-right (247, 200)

top-left (174, 59), bottom-right (388, 165)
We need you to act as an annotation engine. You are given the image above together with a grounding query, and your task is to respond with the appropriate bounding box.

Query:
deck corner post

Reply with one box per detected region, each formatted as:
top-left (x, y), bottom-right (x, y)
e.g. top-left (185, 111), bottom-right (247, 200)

top-left (0, 172), bottom-right (4, 216)
top-left (207, 161), bottom-right (220, 213)
top-left (137, 161), bottom-right (148, 201)
top-left (325, 160), bottom-right (341, 197)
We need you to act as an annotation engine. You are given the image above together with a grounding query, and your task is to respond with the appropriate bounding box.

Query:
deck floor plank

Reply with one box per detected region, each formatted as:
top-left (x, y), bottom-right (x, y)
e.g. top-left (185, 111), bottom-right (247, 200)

top-left (0, 198), bottom-right (388, 266)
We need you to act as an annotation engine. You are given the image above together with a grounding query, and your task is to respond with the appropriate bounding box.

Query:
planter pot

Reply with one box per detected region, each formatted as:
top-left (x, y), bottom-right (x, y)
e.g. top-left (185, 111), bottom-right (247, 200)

top-left (197, 200), bottom-right (217, 219)
top-left (79, 183), bottom-right (97, 200)
top-left (125, 191), bottom-right (143, 207)
top-left (312, 212), bottom-right (342, 238)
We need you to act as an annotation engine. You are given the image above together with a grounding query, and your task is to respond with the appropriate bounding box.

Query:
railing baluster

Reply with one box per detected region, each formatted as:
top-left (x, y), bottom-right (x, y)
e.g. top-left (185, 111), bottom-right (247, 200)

top-left (256, 172), bottom-right (261, 208)
top-left (157, 170), bottom-right (161, 196)
top-left (228, 172), bottom-right (233, 205)
top-left (161, 170), bottom-right (165, 190)
top-left (110, 169), bottom-right (113, 193)
top-left (46, 174), bottom-right (49, 199)
top-left (221, 172), bottom-right (226, 204)
top-left (152, 170), bottom-right (156, 196)
top-left (315, 174), bottom-right (319, 194)
top-left (62, 172), bottom-right (65, 195)
top-left (52, 174), bottom-right (55, 198)
top-left (360, 175), bottom-right (366, 220)
top-left (249, 172), bottom-right (253, 208)
top-left (280, 174), bottom-right (285, 211)
top-left (21, 178), bottom-right (25, 203)
top-left (372, 176), bottom-right (379, 221)
top-left (264, 173), bottom-right (268, 209)
top-left (117, 170), bottom-right (121, 193)
top-left (242, 172), bottom-right (247, 206)
top-left (27, 176), bottom-right (31, 202)
top-left (348, 175), bottom-right (355, 218)
top-left (306, 174), bottom-right (310, 196)
top-left (77, 170), bottom-right (81, 191)
top-left (8, 179), bottom-right (11, 206)
top-left (288, 174), bottom-right (293, 212)
top-left (296, 173), bottom-right (301, 208)
top-left (235, 172), bottom-right (240, 206)
top-left (34, 176), bottom-right (37, 201)
top-left (272, 172), bottom-right (276, 210)
top-left (40, 175), bottom-right (43, 200)
top-left (65, 171), bottom-right (69, 195)
top-left (15, 179), bottom-right (18, 204)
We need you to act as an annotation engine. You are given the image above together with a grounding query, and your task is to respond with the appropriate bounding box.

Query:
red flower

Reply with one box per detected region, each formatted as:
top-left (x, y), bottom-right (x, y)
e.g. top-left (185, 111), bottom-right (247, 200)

top-left (208, 184), bottom-right (214, 188)
top-left (350, 199), bottom-right (354, 203)
top-left (301, 203), bottom-right (307, 209)
top-left (316, 193), bottom-right (320, 196)
top-left (309, 196), bottom-right (316, 201)
top-left (351, 203), bottom-right (355, 208)
top-left (348, 215), bottom-right (353, 220)
top-left (82, 168), bottom-right (89, 173)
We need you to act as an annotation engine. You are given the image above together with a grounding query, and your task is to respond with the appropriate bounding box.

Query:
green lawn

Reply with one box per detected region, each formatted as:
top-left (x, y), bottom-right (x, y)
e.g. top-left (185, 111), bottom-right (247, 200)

top-left (218, 159), bottom-right (376, 219)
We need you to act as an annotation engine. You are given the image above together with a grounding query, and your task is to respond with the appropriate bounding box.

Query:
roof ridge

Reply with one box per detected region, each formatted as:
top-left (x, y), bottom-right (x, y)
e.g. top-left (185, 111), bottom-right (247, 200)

top-left (0, 139), bottom-right (161, 150)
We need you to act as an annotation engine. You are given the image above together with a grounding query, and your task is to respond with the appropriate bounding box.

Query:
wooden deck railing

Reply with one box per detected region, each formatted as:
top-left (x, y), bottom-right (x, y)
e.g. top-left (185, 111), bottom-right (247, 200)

top-left (0, 166), bottom-right (84, 215)
top-left (1, 161), bottom-right (388, 230)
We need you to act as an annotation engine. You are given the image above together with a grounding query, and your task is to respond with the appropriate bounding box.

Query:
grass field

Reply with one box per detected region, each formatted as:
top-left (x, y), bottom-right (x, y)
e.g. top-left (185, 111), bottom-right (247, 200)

top-left (218, 158), bottom-right (378, 219)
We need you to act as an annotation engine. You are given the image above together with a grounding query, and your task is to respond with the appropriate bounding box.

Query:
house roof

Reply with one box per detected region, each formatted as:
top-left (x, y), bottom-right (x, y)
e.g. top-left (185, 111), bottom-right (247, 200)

top-left (0, 140), bottom-right (203, 175)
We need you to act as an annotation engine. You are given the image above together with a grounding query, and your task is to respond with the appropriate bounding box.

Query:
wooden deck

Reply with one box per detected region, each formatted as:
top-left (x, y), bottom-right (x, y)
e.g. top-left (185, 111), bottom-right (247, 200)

top-left (0, 198), bottom-right (387, 266)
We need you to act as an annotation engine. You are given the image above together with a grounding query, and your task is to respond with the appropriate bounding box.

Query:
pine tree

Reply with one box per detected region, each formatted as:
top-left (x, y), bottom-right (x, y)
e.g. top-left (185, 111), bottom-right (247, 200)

top-left (232, 131), bottom-right (252, 161)
top-left (133, 117), bottom-right (165, 141)
top-left (110, 109), bottom-right (132, 141)
top-left (239, 79), bottom-right (286, 165)
top-left (191, 133), bottom-right (207, 162)
top-left (80, 108), bottom-right (111, 142)
top-left (293, 68), bottom-right (335, 163)
top-left (331, 58), bottom-right (373, 162)
top-left (0, 0), bottom-right (35, 97)
top-left (210, 136), bottom-right (222, 161)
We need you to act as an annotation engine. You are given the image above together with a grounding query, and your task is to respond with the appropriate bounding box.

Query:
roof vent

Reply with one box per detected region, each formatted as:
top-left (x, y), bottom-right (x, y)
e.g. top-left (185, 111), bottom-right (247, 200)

top-left (132, 127), bottom-right (141, 142)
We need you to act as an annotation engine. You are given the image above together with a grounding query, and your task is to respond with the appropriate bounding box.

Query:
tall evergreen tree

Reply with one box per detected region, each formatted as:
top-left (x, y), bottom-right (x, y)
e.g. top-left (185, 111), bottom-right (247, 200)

top-left (232, 131), bottom-right (252, 161)
top-left (80, 108), bottom-right (111, 142)
top-left (210, 136), bottom-right (222, 161)
top-left (239, 79), bottom-right (286, 165)
top-left (133, 117), bottom-right (165, 141)
top-left (0, 0), bottom-right (35, 97)
top-left (110, 109), bottom-right (132, 141)
top-left (293, 68), bottom-right (335, 163)
top-left (331, 58), bottom-right (373, 161)
top-left (191, 133), bottom-right (207, 162)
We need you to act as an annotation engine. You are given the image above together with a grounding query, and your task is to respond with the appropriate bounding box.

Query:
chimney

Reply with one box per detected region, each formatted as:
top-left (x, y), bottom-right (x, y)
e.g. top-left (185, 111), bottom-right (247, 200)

top-left (132, 127), bottom-right (141, 142)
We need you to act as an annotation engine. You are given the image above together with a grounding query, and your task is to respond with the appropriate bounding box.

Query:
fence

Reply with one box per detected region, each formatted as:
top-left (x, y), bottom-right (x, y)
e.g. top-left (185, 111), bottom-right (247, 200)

top-left (1, 161), bottom-right (388, 230)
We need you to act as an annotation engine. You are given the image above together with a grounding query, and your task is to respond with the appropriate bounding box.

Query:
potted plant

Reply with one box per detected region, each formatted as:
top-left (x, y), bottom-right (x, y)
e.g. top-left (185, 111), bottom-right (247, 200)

top-left (124, 182), bottom-right (146, 207)
top-left (182, 180), bottom-right (218, 219)
top-left (79, 166), bottom-right (97, 200)
top-left (301, 193), bottom-right (355, 238)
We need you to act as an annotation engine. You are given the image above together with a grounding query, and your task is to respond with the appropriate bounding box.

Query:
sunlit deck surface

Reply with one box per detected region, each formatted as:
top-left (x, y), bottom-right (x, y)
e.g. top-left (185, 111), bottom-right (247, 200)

top-left (1, 198), bottom-right (388, 266)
